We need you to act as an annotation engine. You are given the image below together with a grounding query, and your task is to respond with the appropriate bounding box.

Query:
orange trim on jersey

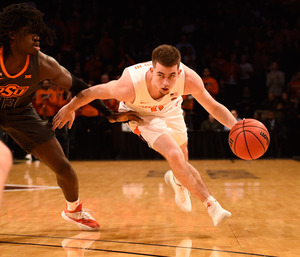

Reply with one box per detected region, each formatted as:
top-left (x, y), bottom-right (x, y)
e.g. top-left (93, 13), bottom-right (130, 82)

top-left (0, 46), bottom-right (30, 78)
top-left (133, 126), bottom-right (141, 137)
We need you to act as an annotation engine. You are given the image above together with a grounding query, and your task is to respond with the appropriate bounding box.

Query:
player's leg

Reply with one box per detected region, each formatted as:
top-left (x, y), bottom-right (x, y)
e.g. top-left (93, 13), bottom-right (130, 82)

top-left (154, 134), bottom-right (231, 226)
top-left (153, 134), bottom-right (210, 202)
top-left (31, 137), bottom-right (78, 201)
top-left (3, 106), bottom-right (99, 230)
top-left (0, 140), bottom-right (12, 206)
top-left (31, 138), bottom-right (100, 231)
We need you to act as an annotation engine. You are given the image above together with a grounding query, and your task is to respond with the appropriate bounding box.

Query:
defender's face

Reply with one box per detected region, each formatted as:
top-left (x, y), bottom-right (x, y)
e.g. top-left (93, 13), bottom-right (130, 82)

top-left (10, 26), bottom-right (40, 55)
top-left (151, 62), bottom-right (181, 96)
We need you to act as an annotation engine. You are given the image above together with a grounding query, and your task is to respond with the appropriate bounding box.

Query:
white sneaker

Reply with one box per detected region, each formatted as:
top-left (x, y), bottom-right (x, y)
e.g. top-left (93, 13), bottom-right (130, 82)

top-left (205, 196), bottom-right (231, 227)
top-left (164, 170), bottom-right (192, 212)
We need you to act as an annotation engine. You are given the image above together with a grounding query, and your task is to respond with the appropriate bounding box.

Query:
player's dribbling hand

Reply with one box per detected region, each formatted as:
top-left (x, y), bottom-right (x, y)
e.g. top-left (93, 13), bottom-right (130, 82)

top-left (52, 105), bottom-right (76, 130)
top-left (107, 111), bottom-right (143, 124)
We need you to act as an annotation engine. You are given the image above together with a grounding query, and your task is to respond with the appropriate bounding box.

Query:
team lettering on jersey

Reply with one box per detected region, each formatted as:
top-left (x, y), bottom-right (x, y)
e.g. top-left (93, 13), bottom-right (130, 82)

top-left (137, 98), bottom-right (180, 112)
top-left (0, 84), bottom-right (29, 98)
top-left (134, 62), bottom-right (152, 70)
top-left (137, 104), bottom-right (164, 112)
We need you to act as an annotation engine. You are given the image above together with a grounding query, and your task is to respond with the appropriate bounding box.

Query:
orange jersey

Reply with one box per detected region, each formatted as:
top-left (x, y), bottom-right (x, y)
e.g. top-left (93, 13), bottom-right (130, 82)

top-left (202, 76), bottom-right (219, 99)
top-left (77, 104), bottom-right (99, 117)
top-left (34, 87), bottom-right (57, 117)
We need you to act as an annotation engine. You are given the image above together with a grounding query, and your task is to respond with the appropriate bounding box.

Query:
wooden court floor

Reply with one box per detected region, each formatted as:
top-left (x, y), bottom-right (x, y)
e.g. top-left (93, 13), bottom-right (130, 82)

top-left (1, 158), bottom-right (300, 257)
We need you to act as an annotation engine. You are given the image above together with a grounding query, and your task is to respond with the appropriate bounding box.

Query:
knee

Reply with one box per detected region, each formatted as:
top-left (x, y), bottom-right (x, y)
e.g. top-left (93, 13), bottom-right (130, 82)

top-left (52, 158), bottom-right (75, 179)
top-left (165, 148), bottom-right (185, 166)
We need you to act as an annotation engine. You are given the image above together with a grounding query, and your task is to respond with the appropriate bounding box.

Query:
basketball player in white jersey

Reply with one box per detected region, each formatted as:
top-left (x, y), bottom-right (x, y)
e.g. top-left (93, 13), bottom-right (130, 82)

top-left (53, 44), bottom-right (237, 227)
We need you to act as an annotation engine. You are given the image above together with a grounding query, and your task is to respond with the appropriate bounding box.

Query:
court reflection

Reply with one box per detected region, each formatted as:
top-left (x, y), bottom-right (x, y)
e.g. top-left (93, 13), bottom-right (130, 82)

top-left (176, 238), bottom-right (192, 257)
top-left (62, 231), bottom-right (100, 257)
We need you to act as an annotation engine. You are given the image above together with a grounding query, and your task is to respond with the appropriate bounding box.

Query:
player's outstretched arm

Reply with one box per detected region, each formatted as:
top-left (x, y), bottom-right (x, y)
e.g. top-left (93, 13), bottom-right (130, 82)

top-left (183, 64), bottom-right (237, 129)
top-left (52, 69), bottom-right (139, 130)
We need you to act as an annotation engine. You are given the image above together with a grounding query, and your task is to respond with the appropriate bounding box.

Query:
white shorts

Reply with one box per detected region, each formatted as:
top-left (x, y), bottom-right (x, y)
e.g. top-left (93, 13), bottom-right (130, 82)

top-left (125, 114), bottom-right (188, 148)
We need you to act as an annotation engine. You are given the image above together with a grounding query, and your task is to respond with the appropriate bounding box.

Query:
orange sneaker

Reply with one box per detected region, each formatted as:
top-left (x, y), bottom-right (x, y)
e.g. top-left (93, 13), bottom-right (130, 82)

top-left (62, 203), bottom-right (100, 231)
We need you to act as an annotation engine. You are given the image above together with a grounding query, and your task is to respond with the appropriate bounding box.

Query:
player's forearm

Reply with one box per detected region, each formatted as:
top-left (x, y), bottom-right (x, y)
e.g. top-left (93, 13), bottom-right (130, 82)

top-left (211, 103), bottom-right (237, 129)
top-left (66, 88), bottom-right (97, 112)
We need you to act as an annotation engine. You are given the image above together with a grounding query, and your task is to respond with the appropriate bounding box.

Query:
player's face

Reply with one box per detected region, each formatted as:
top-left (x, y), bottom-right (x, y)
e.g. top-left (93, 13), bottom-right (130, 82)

top-left (151, 62), bottom-right (181, 96)
top-left (10, 26), bottom-right (40, 55)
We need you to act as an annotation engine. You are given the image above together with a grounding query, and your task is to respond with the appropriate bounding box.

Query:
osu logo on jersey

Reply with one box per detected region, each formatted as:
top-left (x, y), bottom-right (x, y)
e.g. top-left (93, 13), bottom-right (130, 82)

top-left (0, 84), bottom-right (29, 98)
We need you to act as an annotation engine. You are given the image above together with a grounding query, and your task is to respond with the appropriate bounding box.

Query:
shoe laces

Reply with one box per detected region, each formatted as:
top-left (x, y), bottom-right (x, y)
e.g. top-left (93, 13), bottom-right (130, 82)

top-left (72, 208), bottom-right (95, 220)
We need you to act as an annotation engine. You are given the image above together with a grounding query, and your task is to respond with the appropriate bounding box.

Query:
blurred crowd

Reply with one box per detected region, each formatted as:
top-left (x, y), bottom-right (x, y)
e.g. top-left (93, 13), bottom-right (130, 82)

top-left (1, 0), bottom-right (299, 159)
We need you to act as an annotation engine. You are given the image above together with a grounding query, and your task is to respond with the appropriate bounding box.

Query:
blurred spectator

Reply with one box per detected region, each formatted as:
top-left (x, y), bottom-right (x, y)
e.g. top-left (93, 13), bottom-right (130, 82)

top-left (175, 34), bottom-right (197, 70)
top-left (236, 86), bottom-right (257, 118)
top-left (200, 114), bottom-right (223, 132)
top-left (201, 68), bottom-right (219, 100)
top-left (260, 92), bottom-right (280, 111)
top-left (221, 53), bottom-right (241, 107)
top-left (287, 69), bottom-right (300, 111)
top-left (33, 79), bottom-right (57, 121)
top-left (266, 61), bottom-right (285, 98)
top-left (224, 109), bottom-right (242, 131)
top-left (210, 49), bottom-right (227, 81)
top-left (97, 30), bottom-right (117, 65)
top-left (117, 53), bottom-right (135, 74)
top-left (262, 110), bottom-right (289, 157)
top-left (182, 94), bottom-right (194, 131)
top-left (55, 85), bottom-right (72, 113)
top-left (276, 92), bottom-right (295, 123)
top-left (84, 52), bottom-right (103, 83)
top-left (239, 54), bottom-right (253, 88)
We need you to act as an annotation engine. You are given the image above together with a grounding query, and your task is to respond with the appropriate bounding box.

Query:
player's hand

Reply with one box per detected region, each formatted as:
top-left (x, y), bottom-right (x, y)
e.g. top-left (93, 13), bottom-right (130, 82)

top-left (107, 111), bottom-right (143, 124)
top-left (52, 105), bottom-right (76, 130)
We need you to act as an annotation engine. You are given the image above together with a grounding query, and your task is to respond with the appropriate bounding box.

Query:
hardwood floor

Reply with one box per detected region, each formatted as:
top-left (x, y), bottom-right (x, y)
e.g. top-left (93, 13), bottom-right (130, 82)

top-left (1, 159), bottom-right (299, 256)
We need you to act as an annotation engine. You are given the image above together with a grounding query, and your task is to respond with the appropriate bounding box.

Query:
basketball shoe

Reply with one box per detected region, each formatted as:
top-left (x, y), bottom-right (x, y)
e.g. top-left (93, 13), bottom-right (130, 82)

top-left (62, 203), bottom-right (100, 231)
top-left (164, 170), bottom-right (192, 212)
top-left (204, 196), bottom-right (231, 227)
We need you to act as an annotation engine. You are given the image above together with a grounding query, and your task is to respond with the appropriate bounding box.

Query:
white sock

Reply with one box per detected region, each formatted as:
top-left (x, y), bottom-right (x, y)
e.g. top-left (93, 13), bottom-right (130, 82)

top-left (66, 199), bottom-right (79, 211)
top-left (203, 195), bottom-right (216, 208)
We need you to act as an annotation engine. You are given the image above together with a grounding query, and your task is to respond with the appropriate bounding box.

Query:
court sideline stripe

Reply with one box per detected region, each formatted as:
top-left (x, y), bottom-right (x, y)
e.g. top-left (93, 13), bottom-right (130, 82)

top-left (0, 233), bottom-right (279, 257)
top-left (0, 240), bottom-right (168, 256)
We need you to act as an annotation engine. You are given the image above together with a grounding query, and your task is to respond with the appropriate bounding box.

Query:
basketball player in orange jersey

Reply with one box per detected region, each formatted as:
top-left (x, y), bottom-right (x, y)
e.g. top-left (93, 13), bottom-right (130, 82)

top-left (0, 3), bottom-right (140, 230)
top-left (0, 140), bottom-right (12, 207)
top-left (53, 44), bottom-right (238, 226)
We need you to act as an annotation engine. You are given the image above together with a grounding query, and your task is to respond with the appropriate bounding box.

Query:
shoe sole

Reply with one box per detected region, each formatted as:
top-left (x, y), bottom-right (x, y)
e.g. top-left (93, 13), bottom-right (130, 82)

top-left (61, 211), bottom-right (100, 231)
top-left (164, 170), bottom-right (172, 186)
top-left (164, 170), bottom-right (192, 212)
top-left (214, 212), bottom-right (231, 227)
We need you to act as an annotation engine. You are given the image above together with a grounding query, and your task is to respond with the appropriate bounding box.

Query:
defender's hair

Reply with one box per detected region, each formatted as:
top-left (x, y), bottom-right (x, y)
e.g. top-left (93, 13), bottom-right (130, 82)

top-left (152, 44), bottom-right (181, 68)
top-left (0, 3), bottom-right (55, 50)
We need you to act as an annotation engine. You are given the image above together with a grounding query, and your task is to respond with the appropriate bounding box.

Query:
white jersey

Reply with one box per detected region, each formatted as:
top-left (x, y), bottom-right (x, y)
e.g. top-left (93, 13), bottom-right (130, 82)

top-left (119, 61), bottom-right (185, 117)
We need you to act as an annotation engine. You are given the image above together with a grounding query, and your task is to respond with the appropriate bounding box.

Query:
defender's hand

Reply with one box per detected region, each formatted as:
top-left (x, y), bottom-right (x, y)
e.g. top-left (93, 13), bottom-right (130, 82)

top-left (107, 111), bottom-right (142, 123)
top-left (52, 106), bottom-right (76, 130)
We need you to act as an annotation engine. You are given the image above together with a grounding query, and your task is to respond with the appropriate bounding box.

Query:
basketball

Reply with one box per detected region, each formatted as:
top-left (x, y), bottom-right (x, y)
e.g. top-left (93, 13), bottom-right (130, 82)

top-left (228, 119), bottom-right (270, 160)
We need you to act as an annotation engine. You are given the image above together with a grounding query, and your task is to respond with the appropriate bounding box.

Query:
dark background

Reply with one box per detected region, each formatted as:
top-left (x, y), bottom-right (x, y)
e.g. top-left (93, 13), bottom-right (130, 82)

top-left (1, 0), bottom-right (299, 160)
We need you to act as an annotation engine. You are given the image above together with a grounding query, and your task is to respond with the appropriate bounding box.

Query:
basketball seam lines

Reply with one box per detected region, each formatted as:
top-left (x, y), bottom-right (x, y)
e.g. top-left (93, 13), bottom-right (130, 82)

top-left (242, 119), bottom-right (253, 160)
top-left (245, 131), bottom-right (266, 152)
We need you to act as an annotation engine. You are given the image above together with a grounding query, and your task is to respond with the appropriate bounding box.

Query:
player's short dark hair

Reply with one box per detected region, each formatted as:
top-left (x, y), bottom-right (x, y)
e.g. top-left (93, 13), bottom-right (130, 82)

top-left (152, 44), bottom-right (181, 68)
top-left (0, 3), bottom-right (55, 49)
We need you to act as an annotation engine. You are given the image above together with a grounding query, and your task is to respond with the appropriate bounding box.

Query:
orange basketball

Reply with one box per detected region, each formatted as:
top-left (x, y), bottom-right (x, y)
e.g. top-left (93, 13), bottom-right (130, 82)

top-left (228, 119), bottom-right (270, 160)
